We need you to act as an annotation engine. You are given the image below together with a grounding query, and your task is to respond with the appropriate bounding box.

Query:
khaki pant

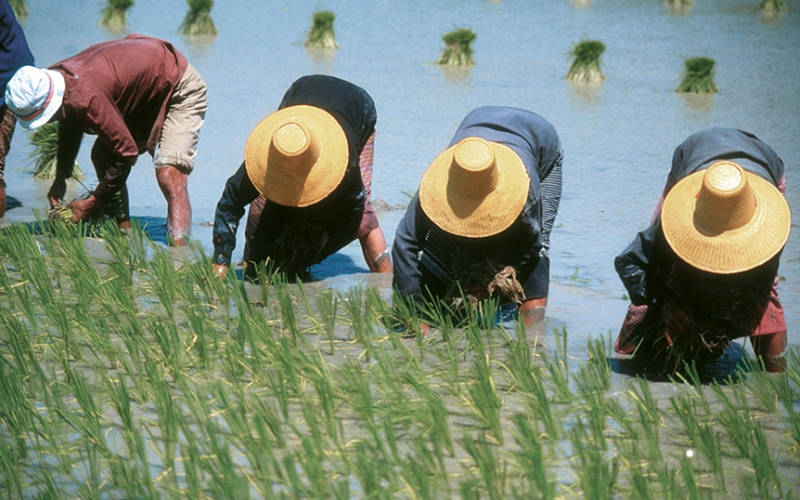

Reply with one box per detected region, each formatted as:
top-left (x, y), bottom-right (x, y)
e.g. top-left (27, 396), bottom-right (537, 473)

top-left (154, 63), bottom-right (207, 173)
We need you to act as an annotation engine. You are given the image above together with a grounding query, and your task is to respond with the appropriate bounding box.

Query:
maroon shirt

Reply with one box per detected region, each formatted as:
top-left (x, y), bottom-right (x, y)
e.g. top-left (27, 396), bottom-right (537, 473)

top-left (51, 35), bottom-right (187, 197)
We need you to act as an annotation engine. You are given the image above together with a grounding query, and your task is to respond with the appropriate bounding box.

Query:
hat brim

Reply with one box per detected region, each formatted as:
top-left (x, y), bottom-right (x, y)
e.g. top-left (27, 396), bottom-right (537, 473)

top-left (661, 169), bottom-right (791, 274)
top-left (19, 69), bottom-right (64, 130)
top-left (419, 141), bottom-right (530, 238)
top-left (244, 105), bottom-right (348, 207)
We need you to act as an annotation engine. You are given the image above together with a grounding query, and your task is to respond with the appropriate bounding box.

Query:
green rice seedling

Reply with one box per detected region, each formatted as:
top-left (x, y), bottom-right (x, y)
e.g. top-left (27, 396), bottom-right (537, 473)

top-left (315, 289), bottom-right (339, 354)
top-left (98, 0), bottom-right (133, 30)
top-left (438, 28), bottom-right (476, 66)
top-left (462, 433), bottom-right (506, 499)
top-left (676, 57), bottom-right (718, 93)
top-left (541, 327), bottom-right (572, 403)
top-left (178, 0), bottom-right (217, 36)
top-left (464, 333), bottom-right (504, 444)
top-left (511, 413), bottom-right (556, 499)
top-left (678, 457), bottom-right (700, 500)
top-left (760, 0), bottom-right (788, 14)
top-left (305, 10), bottom-right (337, 49)
top-left (741, 371), bottom-right (779, 413)
top-left (28, 121), bottom-right (84, 180)
top-left (0, 360), bottom-right (34, 460)
top-left (8, 0), bottom-right (27, 20)
top-left (569, 417), bottom-right (619, 498)
top-left (566, 40), bottom-right (606, 83)
top-left (749, 424), bottom-right (784, 498)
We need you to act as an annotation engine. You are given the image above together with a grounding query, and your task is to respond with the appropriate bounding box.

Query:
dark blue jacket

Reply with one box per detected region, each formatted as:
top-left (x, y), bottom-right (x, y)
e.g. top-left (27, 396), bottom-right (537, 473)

top-left (0, 0), bottom-right (34, 108)
top-left (615, 127), bottom-right (785, 305)
top-left (392, 106), bottom-right (563, 302)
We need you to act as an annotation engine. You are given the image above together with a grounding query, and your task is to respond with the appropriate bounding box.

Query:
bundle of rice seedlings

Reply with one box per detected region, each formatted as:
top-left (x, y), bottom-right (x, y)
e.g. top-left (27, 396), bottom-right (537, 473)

top-left (760, 0), bottom-right (788, 13)
top-left (566, 40), bottom-right (605, 83)
top-left (178, 0), bottom-right (217, 36)
top-left (48, 190), bottom-right (126, 227)
top-left (665, 0), bottom-right (694, 8)
top-left (438, 28), bottom-right (476, 66)
top-left (9, 0), bottom-right (27, 21)
top-left (28, 122), bottom-right (84, 181)
top-left (676, 57), bottom-right (717, 93)
top-left (98, 0), bottom-right (133, 30)
top-left (304, 10), bottom-right (337, 49)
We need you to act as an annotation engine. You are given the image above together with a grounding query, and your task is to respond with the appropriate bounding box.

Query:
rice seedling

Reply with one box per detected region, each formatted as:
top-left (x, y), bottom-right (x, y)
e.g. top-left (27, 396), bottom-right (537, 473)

top-left (676, 57), bottom-right (718, 93)
top-left (178, 0), bottom-right (217, 36)
top-left (315, 289), bottom-right (339, 354)
top-left (566, 40), bottom-right (606, 83)
top-left (8, 0), bottom-right (27, 21)
top-left (760, 0), bottom-right (788, 14)
top-left (665, 0), bottom-right (693, 12)
top-left (98, 0), bottom-right (133, 31)
top-left (511, 413), bottom-right (556, 499)
top-left (462, 432), bottom-right (507, 499)
top-left (304, 10), bottom-right (337, 49)
top-left (438, 28), bottom-right (476, 66)
top-left (28, 122), bottom-right (84, 180)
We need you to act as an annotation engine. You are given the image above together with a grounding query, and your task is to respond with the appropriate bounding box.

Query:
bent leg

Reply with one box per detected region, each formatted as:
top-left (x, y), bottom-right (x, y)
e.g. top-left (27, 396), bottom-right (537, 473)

top-left (156, 165), bottom-right (191, 245)
top-left (153, 63), bottom-right (207, 246)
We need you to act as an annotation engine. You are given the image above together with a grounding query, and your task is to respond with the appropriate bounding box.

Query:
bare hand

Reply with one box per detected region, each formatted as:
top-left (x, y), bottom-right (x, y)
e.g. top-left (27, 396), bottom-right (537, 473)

top-left (213, 263), bottom-right (228, 279)
top-left (67, 196), bottom-right (98, 222)
top-left (48, 179), bottom-right (67, 208)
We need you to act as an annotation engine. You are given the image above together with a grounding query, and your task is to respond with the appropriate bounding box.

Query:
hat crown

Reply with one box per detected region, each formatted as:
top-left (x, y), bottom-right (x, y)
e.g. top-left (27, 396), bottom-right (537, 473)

top-left (694, 161), bottom-right (756, 235)
top-left (448, 137), bottom-right (498, 199)
top-left (269, 121), bottom-right (320, 175)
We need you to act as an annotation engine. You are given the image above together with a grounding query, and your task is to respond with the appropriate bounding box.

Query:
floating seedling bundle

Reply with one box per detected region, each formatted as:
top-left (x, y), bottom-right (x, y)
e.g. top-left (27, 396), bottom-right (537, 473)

top-left (676, 57), bottom-right (717, 93)
top-left (305, 10), bottom-right (337, 49)
top-left (178, 0), bottom-right (217, 36)
top-left (760, 0), bottom-right (788, 14)
top-left (28, 122), bottom-right (83, 181)
top-left (566, 40), bottom-right (605, 83)
top-left (8, 0), bottom-right (27, 21)
top-left (98, 0), bottom-right (133, 31)
top-left (438, 28), bottom-right (476, 66)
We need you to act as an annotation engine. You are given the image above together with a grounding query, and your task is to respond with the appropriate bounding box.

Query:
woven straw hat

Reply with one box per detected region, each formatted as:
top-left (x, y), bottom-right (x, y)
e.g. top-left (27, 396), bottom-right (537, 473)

top-left (244, 105), bottom-right (348, 207)
top-left (419, 137), bottom-right (530, 238)
top-left (661, 160), bottom-right (791, 274)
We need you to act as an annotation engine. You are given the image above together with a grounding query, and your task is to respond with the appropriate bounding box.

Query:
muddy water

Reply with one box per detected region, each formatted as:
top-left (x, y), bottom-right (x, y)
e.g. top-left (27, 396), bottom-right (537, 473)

top-left (3, 0), bottom-right (799, 363)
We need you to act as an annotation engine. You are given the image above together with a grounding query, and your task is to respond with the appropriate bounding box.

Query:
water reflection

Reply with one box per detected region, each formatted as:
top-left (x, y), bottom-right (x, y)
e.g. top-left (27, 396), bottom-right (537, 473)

top-left (439, 65), bottom-right (473, 85)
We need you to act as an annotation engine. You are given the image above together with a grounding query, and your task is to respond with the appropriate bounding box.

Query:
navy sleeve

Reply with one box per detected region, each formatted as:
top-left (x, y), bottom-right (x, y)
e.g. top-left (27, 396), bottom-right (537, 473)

top-left (212, 162), bottom-right (259, 266)
top-left (614, 220), bottom-right (660, 305)
top-left (391, 194), bottom-right (426, 299)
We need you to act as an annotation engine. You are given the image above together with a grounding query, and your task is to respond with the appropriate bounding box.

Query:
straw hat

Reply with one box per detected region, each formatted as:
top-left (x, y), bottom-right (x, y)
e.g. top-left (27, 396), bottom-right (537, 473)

top-left (244, 105), bottom-right (348, 207)
top-left (660, 160), bottom-right (791, 274)
top-left (4, 66), bottom-right (65, 130)
top-left (419, 137), bottom-right (530, 238)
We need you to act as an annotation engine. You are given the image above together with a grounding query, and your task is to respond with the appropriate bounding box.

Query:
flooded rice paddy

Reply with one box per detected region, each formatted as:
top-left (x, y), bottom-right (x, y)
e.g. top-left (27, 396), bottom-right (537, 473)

top-left (1, 0), bottom-right (799, 496)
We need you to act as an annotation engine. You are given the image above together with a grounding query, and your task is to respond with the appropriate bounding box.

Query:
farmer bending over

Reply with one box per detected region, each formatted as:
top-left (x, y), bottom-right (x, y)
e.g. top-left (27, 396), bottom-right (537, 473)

top-left (0, 0), bottom-right (34, 217)
top-left (615, 128), bottom-right (791, 373)
top-left (4, 34), bottom-right (207, 245)
top-left (392, 106), bottom-right (563, 335)
top-left (212, 75), bottom-right (391, 279)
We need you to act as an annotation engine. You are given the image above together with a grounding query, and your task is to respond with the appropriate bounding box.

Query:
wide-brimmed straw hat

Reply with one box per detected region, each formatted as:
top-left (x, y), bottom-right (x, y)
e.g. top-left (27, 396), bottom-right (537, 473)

top-left (244, 105), bottom-right (348, 207)
top-left (661, 160), bottom-right (791, 274)
top-left (419, 137), bottom-right (530, 238)
top-left (4, 66), bottom-right (65, 130)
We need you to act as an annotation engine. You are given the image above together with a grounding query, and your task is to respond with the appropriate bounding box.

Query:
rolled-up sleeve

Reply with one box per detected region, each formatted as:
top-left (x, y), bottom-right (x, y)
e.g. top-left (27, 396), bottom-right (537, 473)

top-left (213, 162), bottom-right (259, 266)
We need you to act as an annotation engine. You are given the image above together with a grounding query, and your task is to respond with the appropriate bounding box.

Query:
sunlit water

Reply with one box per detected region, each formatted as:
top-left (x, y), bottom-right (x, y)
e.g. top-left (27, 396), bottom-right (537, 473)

top-left (3, 0), bottom-right (798, 360)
